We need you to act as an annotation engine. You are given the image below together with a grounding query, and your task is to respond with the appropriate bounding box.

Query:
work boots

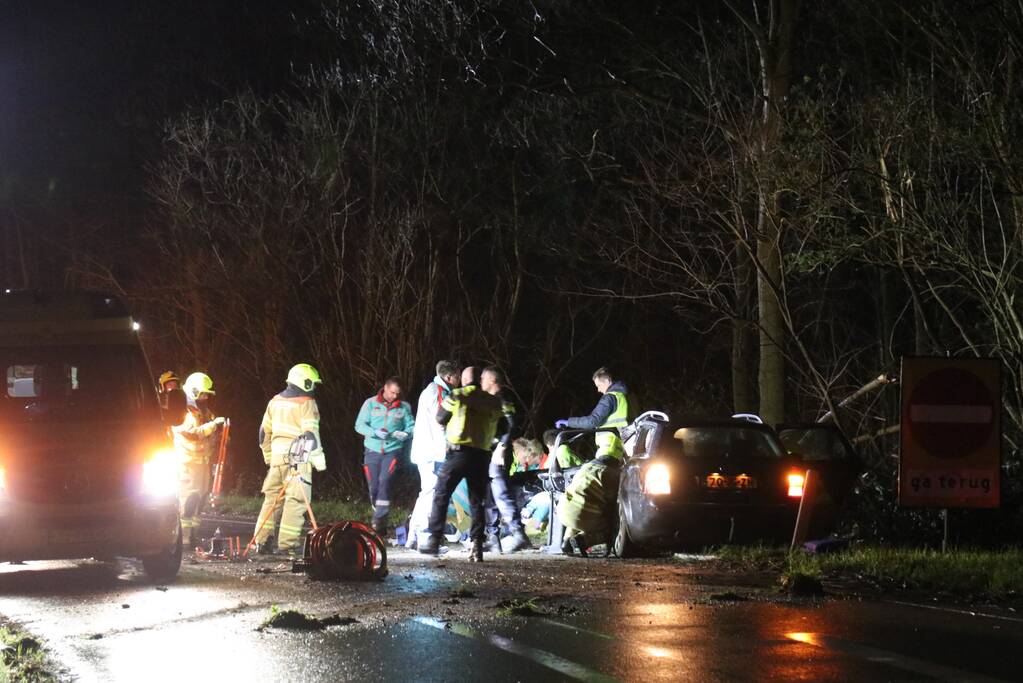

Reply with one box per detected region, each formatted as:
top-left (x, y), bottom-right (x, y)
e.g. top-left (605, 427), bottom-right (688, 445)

top-left (505, 529), bottom-right (533, 553)
top-left (418, 535), bottom-right (444, 556)
top-left (372, 520), bottom-right (388, 540)
top-left (468, 540), bottom-right (484, 562)
top-left (485, 532), bottom-right (503, 554)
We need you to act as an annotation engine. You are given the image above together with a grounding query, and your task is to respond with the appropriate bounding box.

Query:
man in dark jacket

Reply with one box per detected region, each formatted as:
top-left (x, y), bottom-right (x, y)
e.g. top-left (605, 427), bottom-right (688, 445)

top-left (555, 367), bottom-right (629, 460)
top-left (554, 367), bottom-right (630, 554)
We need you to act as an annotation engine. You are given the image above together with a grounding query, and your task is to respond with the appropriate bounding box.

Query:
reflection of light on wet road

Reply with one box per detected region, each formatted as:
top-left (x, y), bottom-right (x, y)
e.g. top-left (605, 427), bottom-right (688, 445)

top-left (786, 632), bottom-right (1009, 683)
top-left (414, 616), bottom-right (617, 683)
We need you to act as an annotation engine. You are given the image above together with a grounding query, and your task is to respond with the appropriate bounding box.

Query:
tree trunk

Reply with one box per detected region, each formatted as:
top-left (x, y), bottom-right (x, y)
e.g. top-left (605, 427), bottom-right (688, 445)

top-left (731, 242), bottom-right (756, 413)
top-left (727, 0), bottom-right (801, 425)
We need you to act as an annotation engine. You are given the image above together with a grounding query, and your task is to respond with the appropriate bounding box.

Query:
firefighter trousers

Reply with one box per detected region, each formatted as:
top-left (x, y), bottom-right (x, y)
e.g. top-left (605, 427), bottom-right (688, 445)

top-left (254, 463), bottom-right (312, 552)
top-left (179, 460), bottom-right (211, 545)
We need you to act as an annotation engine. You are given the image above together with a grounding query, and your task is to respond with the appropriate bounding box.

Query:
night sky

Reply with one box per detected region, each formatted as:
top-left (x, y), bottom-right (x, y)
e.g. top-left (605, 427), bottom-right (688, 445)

top-left (1, 1), bottom-right (314, 203)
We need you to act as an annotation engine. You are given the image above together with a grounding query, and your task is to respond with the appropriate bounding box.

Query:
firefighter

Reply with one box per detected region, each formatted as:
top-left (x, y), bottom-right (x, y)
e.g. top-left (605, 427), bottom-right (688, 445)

top-left (419, 366), bottom-right (516, 562)
top-left (253, 363), bottom-right (326, 556)
top-left (157, 370), bottom-right (180, 398)
top-left (354, 376), bottom-right (415, 538)
top-left (172, 372), bottom-right (226, 547)
top-left (407, 360), bottom-right (462, 549)
top-left (553, 367), bottom-right (630, 554)
top-left (157, 370), bottom-right (187, 425)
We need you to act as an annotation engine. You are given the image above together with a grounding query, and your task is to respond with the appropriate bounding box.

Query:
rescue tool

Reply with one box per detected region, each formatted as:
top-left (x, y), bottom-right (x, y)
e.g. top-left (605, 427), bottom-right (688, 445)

top-left (209, 417), bottom-right (231, 509)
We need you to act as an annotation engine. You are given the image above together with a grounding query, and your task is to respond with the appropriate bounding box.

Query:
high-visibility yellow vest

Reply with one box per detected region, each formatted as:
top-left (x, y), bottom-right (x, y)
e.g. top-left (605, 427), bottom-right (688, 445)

top-left (443, 386), bottom-right (515, 451)
top-left (595, 390), bottom-right (628, 459)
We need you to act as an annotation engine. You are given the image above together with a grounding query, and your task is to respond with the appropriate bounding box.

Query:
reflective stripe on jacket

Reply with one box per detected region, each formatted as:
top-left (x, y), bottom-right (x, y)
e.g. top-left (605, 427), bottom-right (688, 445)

top-left (260, 394), bottom-right (324, 469)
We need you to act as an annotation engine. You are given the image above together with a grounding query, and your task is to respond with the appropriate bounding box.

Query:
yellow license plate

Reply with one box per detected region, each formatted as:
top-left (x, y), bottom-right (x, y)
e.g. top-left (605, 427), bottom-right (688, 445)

top-left (703, 474), bottom-right (758, 489)
top-left (734, 474), bottom-right (758, 489)
top-left (705, 474), bottom-right (729, 489)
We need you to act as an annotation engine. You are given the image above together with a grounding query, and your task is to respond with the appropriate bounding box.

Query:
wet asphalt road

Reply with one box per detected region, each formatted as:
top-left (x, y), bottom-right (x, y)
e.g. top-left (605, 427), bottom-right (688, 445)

top-left (1, 522), bottom-right (1021, 682)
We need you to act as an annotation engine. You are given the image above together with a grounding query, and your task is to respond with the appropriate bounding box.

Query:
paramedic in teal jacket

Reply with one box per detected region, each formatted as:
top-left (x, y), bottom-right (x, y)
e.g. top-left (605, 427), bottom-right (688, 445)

top-left (355, 376), bottom-right (415, 536)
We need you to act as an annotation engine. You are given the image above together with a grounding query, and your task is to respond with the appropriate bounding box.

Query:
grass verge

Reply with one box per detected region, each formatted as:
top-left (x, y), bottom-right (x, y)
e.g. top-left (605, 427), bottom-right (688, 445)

top-left (214, 494), bottom-right (409, 530)
top-left (709, 544), bottom-right (1023, 600)
top-left (0, 624), bottom-right (57, 683)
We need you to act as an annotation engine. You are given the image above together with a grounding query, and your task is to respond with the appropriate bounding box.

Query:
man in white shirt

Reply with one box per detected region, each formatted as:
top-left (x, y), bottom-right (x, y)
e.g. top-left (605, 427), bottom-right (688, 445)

top-left (406, 360), bottom-right (462, 549)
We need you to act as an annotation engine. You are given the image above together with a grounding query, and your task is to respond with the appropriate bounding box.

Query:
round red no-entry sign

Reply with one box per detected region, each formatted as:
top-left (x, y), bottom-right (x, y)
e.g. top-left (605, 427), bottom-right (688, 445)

top-left (906, 367), bottom-right (995, 460)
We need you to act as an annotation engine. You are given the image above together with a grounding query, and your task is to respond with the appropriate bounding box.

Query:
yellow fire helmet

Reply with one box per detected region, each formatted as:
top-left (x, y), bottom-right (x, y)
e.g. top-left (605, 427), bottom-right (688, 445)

top-left (158, 370), bottom-right (180, 390)
top-left (183, 372), bottom-right (216, 399)
top-left (287, 363), bottom-right (323, 392)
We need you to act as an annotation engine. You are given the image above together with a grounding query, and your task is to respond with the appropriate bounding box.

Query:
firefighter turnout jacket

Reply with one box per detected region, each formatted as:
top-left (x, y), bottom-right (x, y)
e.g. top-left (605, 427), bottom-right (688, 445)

top-left (259, 385), bottom-right (325, 471)
top-left (438, 385), bottom-right (516, 451)
top-left (172, 400), bottom-right (220, 464)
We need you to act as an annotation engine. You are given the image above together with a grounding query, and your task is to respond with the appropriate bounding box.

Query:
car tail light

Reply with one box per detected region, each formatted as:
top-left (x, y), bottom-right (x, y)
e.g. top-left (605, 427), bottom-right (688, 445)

top-left (787, 472), bottom-right (805, 498)
top-left (644, 463), bottom-right (671, 495)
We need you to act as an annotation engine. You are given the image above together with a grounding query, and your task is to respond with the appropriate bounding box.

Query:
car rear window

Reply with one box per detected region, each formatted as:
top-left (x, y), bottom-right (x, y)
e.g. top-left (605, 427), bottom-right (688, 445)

top-left (2, 345), bottom-right (158, 423)
top-left (670, 426), bottom-right (785, 459)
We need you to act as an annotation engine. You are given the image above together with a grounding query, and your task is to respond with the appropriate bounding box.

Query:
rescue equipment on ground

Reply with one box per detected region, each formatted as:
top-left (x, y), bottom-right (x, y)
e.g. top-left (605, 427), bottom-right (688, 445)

top-left (195, 526), bottom-right (244, 561)
top-left (241, 432), bottom-right (388, 580)
top-left (209, 418), bottom-right (231, 509)
top-left (297, 520), bottom-right (388, 581)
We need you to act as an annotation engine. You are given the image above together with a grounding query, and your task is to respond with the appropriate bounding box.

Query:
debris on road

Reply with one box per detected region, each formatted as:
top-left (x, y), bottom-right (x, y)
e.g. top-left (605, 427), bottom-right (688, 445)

top-left (495, 597), bottom-right (545, 617)
top-left (257, 605), bottom-right (360, 631)
top-left (781, 572), bottom-right (825, 597)
top-left (710, 592), bottom-right (750, 602)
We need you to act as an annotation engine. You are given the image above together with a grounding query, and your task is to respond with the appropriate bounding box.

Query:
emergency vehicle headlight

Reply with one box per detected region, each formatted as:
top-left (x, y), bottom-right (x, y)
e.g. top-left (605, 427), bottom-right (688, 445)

top-left (0, 466), bottom-right (7, 494)
top-left (142, 448), bottom-right (180, 498)
top-left (644, 462), bottom-right (671, 495)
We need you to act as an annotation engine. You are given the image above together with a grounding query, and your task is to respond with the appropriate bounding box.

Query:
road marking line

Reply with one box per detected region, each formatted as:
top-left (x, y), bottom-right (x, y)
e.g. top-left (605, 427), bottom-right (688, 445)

top-left (786, 632), bottom-right (1009, 683)
top-left (414, 616), bottom-right (617, 683)
top-left (541, 617), bottom-right (686, 661)
top-left (883, 600), bottom-right (1023, 625)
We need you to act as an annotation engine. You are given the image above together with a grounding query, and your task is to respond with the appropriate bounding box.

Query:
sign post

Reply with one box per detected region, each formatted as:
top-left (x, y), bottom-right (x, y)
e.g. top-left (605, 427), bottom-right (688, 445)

top-left (899, 357), bottom-right (1001, 517)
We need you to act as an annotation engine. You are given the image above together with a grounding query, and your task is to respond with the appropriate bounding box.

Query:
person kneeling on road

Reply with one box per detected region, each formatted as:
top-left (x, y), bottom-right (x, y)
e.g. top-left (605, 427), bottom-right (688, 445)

top-left (484, 436), bottom-right (534, 554)
top-left (419, 366), bottom-right (516, 562)
top-left (556, 454), bottom-right (621, 556)
top-left (253, 364), bottom-right (326, 557)
top-left (355, 377), bottom-right (415, 538)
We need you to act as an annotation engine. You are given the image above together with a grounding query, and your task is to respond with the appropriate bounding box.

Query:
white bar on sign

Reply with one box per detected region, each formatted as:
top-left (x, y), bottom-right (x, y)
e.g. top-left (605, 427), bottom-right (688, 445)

top-left (909, 404), bottom-right (993, 424)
